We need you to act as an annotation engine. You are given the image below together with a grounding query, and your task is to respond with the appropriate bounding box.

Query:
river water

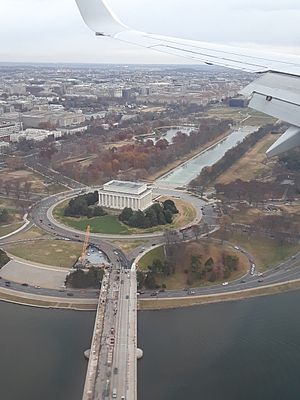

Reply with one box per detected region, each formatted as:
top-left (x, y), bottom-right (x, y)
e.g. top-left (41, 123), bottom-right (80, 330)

top-left (140, 126), bottom-right (195, 145)
top-left (0, 303), bottom-right (95, 400)
top-left (1, 291), bottom-right (300, 399)
top-left (157, 126), bottom-right (258, 187)
top-left (138, 291), bottom-right (300, 400)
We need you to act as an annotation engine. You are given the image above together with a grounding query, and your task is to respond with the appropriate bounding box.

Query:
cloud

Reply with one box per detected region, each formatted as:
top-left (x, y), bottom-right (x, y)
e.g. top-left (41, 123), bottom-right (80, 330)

top-left (226, 0), bottom-right (300, 11)
top-left (0, 0), bottom-right (299, 63)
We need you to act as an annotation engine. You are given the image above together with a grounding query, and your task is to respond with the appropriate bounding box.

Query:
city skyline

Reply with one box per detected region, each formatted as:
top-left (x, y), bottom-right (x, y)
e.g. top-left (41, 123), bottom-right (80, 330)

top-left (1, 0), bottom-right (300, 64)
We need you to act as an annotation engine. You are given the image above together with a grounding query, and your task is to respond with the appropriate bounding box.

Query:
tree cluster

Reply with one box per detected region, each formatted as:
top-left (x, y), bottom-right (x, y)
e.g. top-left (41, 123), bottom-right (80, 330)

top-left (220, 206), bottom-right (300, 245)
top-left (138, 258), bottom-right (175, 290)
top-left (0, 249), bottom-right (10, 268)
top-left (215, 179), bottom-right (299, 203)
top-left (0, 209), bottom-right (10, 224)
top-left (119, 200), bottom-right (178, 229)
top-left (64, 191), bottom-right (106, 218)
top-left (51, 118), bottom-right (231, 185)
top-left (0, 179), bottom-right (33, 200)
top-left (187, 252), bottom-right (239, 284)
top-left (168, 241), bottom-right (240, 286)
top-left (66, 266), bottom-right (104, 289)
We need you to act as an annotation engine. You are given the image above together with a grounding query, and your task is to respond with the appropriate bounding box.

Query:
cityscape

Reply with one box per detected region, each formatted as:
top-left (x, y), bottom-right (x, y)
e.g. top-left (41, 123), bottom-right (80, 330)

top-left (0, 1), bottom-right (300, 400)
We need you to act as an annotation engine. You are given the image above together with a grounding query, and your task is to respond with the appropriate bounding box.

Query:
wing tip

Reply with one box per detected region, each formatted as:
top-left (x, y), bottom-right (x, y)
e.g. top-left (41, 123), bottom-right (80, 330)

top-left (75, 0), bottom-right (128, 36)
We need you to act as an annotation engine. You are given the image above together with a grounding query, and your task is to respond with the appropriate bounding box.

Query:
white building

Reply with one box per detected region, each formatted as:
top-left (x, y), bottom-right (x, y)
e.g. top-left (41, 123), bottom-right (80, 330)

top-left (22, 110), bottom-right (85, 129)
top-left (10, 128), bottom-right (62, 142)
top-left (98, 180), bottom-right (152, 211)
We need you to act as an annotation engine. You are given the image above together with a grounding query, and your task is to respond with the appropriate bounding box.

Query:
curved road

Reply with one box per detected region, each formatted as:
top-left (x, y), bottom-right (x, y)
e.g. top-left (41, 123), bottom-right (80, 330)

top-left (1, 187), bottom-right (299, 303)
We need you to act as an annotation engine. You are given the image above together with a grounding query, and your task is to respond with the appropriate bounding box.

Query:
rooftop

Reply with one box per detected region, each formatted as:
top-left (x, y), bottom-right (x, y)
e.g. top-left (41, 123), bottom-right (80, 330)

top-left (103, 180), bottom-right (150, 195)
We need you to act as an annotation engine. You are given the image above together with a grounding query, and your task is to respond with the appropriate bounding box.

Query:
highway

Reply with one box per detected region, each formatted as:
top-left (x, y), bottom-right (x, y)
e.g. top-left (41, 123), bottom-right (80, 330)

top-left (0, 181), bottom-right (298, 400)
top-left (28, 187), bottom-right (300, 304)
top-left (82, 264), bottom-right (137, 400)
top-left (139, 252), bottom-right (300, 300)
top-left (24, 154), bottom-right (86, 190)
top-left (29, 190), bottom-right (127, 265)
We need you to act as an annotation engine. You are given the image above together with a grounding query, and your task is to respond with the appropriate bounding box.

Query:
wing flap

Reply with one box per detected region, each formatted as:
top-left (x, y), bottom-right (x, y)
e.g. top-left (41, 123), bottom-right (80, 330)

top-left (266, 127), bottom-right (300, 158)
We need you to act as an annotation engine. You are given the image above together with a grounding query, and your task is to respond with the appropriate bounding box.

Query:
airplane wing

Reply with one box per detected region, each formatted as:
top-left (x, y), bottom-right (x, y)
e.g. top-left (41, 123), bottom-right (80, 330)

top-left (75, 0), bottom-right (300, 157)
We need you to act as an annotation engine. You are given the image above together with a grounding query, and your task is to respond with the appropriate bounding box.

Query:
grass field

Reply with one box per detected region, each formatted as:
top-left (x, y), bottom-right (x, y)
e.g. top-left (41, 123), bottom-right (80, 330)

top-left (0, 169), bottom-right (68, 197)
top-left (138, 242), bottom-right (249, 290)
top-left (0, 222), bottom-right (24, 238)
top-left (215, 232), bottom-right (300, 272)
top-left (53, 201), bottom-right (128, 234)
top-left (65, 215), bottom-right (130, 235)
top-left (216, 133), bottom-right (279, 184)
top-left (12, 226), bottom-right (49, 241)
top-left (138, 246), bottom-right (166, 270)
top-left (206, 107), bottom-right (276, 126)
top-left (5, 240), bottom-right (82, 268)
top-left (53, 197), bottom-right (197, 235)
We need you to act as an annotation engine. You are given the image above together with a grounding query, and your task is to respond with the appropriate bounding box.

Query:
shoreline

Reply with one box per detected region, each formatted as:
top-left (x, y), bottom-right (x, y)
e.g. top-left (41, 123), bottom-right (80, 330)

top-left (2, 276), bottom-right (300, 312)
top-left (0, 287), bottom-right (97, 311)
top-left (138, 279), bottom-right (300, 311)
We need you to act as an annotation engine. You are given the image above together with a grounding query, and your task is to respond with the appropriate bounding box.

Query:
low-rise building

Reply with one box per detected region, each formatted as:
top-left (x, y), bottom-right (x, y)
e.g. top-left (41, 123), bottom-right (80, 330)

top-left (22, 110), bottom-right (85, 129)
top-left (98, 180), bottom-right (152, 211)
top-left (11, 128), bottom-right (62, 142)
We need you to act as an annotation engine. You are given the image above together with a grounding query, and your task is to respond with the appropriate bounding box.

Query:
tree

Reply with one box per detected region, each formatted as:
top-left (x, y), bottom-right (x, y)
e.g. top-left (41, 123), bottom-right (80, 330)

top-left (0, 209), bottom-right (10, 224)
top-left (66, 266), bottom-right (104, 289)
top-left (4, 181), bottom-right (12, 197)
top-left (0, 249), bottom-right (10, 268)
top-left (145, 207), bottom-right (158, 226)
top-left (157, 211), bottom-right (166, 225)
top-left (119, 207), bottom-right (133, 222)
top-left (144, 272), bottom-right (157, 289)
top-left (93, 206), bottom-right (106, 217)
top-left (14, 180), bottom-right (22, 199)
top-left (223, 254), bottom-right (239, 271)
top-left (164, 210), bottom-right (173, 224)
top-left (191, 255), bottom-right (202, 274)
top-left (23, 181), bottom-right (32, 199)
top-left (205, 257), bottom-right (214, 268)
top-left (137, 270), bottom-right (146, 289)
top-left (163, 199), bottom-right (178, 214)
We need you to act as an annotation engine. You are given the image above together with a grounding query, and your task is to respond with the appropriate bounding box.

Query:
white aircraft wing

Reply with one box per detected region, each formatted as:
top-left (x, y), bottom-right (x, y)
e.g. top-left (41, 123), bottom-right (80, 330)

top-left (75, 0), bottom-right (300, 157)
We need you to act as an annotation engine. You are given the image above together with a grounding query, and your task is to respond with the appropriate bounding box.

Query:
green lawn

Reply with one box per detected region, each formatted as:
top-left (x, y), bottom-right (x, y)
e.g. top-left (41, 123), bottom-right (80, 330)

top-left (53, 201), bottom-right (172, 235)
top-left (63, 215), bottom-right (130, 235)
top-left (53, 195), bottom-right (197, 236)
top-left (138, 246), bottom-right (166, 270)
top-left (53, 201), bottom-right (129, 234)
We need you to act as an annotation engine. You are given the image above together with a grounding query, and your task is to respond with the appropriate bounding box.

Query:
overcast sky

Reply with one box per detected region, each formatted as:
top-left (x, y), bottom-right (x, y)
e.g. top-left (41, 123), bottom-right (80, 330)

top-left (1, 0), bottom-right (300, 64)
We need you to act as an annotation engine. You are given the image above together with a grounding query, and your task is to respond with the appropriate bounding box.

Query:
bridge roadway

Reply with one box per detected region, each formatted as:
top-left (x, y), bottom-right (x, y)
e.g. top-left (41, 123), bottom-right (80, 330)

top-left (82, 264), bottom-right (137, 400)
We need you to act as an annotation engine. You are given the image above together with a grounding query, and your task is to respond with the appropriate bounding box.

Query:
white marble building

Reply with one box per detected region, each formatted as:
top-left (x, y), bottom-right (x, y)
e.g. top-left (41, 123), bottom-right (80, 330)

top-left (98, 180), bottom-right (152, 211)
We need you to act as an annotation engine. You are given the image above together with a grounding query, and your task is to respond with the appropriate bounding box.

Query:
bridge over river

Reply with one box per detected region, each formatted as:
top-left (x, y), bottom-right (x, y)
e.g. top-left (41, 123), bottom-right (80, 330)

top-left (82, 263), bottom-right (138, 400)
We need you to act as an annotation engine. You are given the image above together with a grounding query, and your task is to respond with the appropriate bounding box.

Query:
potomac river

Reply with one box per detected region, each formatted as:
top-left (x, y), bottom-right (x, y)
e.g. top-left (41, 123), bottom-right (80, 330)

top-left (1, 291), bottom-right (300, 399)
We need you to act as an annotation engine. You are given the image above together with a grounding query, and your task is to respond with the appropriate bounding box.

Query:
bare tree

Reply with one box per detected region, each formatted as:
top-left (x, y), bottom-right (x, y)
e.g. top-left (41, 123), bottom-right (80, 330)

top-left (14, 180), bottom-right (22, 200)
top-left (4, 181), bottom-right (12, 197)
top-left (23, 181), bottom-right (32, 199)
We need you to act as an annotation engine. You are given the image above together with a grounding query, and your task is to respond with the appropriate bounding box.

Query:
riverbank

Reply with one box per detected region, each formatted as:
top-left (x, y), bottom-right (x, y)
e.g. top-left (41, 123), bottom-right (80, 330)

top-left (139, 279), bottom-right (300, 310)
top-left (147, 128), bottom-right (232, 182)
top-left (0, 287), bottom-right (97, 310)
